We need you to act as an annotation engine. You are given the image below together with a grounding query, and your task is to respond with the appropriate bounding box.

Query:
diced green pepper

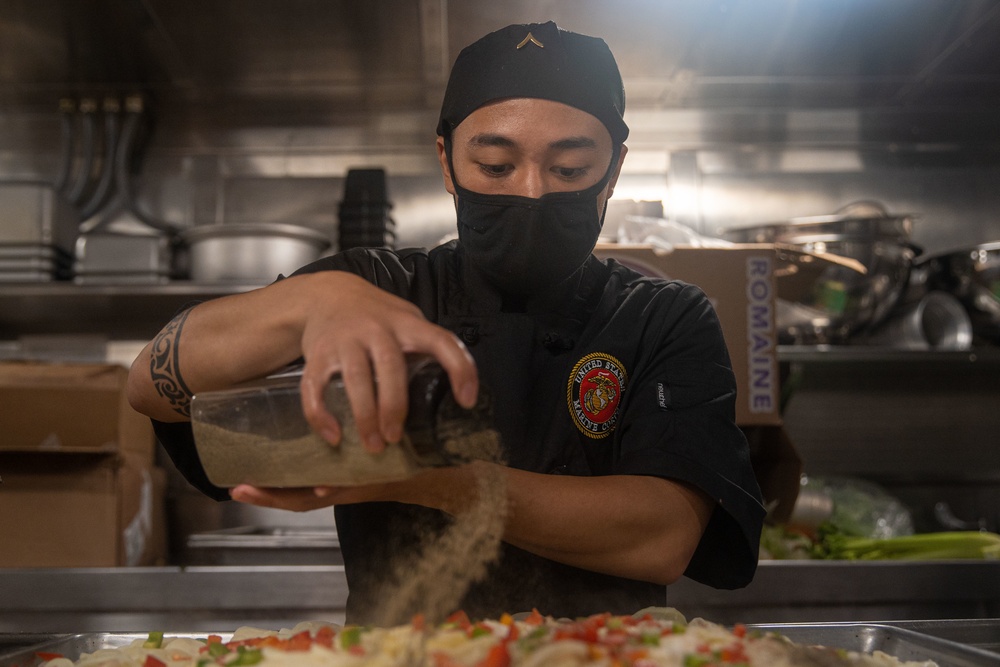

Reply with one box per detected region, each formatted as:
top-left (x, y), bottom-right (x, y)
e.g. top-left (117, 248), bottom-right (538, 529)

top-left (207, 643), bottom-right (230, 658)
top-left (142, 632), bottom-right (164, 649)
top-left (230, 647), bottom-right (263, 666)
top-left (683, 655), bottom-right (712, 667)
top-left (340, 627), bottom-right (363, 650)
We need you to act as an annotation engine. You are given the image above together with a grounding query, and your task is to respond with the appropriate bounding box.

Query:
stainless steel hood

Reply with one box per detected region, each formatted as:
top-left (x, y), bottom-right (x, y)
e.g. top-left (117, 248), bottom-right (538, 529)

top-left (3, 0), bottom-right (1000, 116)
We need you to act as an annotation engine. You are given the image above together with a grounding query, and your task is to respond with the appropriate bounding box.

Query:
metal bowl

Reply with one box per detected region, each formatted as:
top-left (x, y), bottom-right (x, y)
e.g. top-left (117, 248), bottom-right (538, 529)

top-left (179, 222), bottom-right (331, 284)
top-left (915, 241), bottom-right (1000, 343)
top-left (722, 209), bottom-right (917, 343)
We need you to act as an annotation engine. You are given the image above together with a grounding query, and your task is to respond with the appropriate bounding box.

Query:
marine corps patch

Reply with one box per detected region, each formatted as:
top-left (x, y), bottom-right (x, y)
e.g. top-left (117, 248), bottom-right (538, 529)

top-left (567, 352), bottom-right (627, 439)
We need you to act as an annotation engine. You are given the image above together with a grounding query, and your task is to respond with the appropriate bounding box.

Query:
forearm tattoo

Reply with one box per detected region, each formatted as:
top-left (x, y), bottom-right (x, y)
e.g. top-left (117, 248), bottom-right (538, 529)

top-left (150, 308), bottom-right (196, 418)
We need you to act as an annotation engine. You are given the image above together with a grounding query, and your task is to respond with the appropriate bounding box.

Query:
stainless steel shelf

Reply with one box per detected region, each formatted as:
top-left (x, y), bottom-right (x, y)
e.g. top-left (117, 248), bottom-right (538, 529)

top-left (777, 345), bottom-right (1000, 364)
top-left (0, 282), bottom-right (261, 340)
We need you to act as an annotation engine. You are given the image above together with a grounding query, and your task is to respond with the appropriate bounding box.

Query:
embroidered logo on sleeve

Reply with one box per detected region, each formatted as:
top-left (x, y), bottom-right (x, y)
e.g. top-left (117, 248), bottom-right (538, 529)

top-left (567, 352), bottom-right (628, 439)
top-left (657, 382), bottom-right (670, 409)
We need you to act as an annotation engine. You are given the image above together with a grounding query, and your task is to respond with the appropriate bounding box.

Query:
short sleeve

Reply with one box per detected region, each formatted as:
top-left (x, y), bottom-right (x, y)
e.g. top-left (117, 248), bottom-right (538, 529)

top-left (614, 283), bottom-right (765, 589)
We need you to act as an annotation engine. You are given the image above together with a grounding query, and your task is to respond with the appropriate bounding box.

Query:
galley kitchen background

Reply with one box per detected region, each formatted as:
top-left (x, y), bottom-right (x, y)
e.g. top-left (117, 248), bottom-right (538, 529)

top-left (1, 0), bottom-right (1000, 622)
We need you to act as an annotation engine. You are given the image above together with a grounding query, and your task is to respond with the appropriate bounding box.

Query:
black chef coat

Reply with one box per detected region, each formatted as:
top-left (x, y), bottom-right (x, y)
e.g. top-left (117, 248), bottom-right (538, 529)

top-left (153, 240), bottom-right (764, 623)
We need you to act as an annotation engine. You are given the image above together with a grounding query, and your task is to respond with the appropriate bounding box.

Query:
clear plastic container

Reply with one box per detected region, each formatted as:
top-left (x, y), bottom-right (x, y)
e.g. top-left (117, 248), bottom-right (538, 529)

top-left (190, 358), bottom-right (495, 488)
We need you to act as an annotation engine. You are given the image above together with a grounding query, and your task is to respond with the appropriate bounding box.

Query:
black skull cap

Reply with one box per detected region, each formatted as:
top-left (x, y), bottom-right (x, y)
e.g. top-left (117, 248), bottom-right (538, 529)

top-left (437, 21), bottom-right (628, 144)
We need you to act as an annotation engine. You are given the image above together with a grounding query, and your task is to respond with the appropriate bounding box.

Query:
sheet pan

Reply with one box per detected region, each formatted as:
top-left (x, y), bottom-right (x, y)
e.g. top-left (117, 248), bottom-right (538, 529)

top-left (0, 624), bottom-right (997, 667)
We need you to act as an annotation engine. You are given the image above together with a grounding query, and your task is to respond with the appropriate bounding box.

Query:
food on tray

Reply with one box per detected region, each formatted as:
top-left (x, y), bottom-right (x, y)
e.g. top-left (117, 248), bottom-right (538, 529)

top-left (759, 524), bottom-right (1000, 561)
top-left (38, 609), bottom-right (938, 667)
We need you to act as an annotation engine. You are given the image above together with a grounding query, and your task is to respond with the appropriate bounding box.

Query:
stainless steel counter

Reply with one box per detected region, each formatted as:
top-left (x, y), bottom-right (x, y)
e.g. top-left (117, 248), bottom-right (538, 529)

top-left (665, 560), bottom-right (1000, 624)
top-left (0, 566), bottom-right (350, 633)
top-left (1, 561), bottom-right (998, 633)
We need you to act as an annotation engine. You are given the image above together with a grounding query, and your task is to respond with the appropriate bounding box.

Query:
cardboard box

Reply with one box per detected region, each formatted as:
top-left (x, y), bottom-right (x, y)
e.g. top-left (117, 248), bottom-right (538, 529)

top-left (594, 243), bottom-right (862, 425)
top-left (0, 451), bottom-right (167, 567)
top-left (0, 362), bottom-right (155, 465)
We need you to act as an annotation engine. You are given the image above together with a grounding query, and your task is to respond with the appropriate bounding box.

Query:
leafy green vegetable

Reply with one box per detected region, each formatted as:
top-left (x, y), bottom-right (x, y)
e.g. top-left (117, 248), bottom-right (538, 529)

top-left (813, 527), bottom-right (1000, 560)
top-left (759, 524), bottom-right (814, 560)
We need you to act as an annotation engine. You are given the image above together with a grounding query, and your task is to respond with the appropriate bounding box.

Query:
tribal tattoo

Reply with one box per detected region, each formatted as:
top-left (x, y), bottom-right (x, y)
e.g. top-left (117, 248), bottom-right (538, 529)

top-left (150, 308), bottom-right (196, 418)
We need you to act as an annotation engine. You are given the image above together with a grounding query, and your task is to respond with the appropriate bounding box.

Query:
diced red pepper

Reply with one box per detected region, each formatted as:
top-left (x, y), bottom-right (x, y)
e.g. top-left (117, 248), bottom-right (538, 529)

top-left (477, 643), bottom-right (509, 667)
top-left (143, 655), bottom-right (166, 667)
top-left (314, 626), bottom-right (335, 648)
top-left (446, 610), bottom-right (472, 631)
top-left (347, 645), bottom-right (365, 656)
top-left (577, 626), bottom-right (599, 643)
top-left (34, 653), bottom-right (64, 662)
top-left (286, 631), bottom-right (312, 652)
top-left (524, 609), bottom-right (544, 626)
top-left (411, 613), bottom-right (426, 632)
top-left (732, 624), bottom-right (747, 639)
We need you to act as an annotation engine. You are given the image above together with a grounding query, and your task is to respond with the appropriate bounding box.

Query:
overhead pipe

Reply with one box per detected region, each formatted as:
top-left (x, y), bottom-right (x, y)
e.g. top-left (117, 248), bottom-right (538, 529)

top-left (65, 97), bottom-right (98, 206)
top-left (115, 94), bottom-right (181, 236)
top-left (79, 97), bottom-right (122, 225)
top-left (53, 98), bottom-right (76, 195)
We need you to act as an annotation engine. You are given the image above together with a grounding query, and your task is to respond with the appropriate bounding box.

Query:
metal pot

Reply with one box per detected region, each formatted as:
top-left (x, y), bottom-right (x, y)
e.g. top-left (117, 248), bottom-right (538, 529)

top-left (722, 206), bottom-right (918, 343)
top-left (179, 222), bottom-right (331, 284)
top-left (915, 241), bottom-right (1000, 343)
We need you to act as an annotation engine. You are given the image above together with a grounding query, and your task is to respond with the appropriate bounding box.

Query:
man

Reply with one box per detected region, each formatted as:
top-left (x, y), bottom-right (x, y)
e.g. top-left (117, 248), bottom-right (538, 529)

top-left (128, 21), bottom-right (764, 622)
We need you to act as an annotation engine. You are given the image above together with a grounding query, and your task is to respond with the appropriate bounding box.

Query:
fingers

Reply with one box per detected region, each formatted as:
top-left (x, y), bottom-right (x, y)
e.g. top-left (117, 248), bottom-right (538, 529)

top-left (300, 359), bottom-right (342, 445)
top-left (230, 485), bottom-right (337, 512)
top-left (298, 282), bottom-right (480, 452)
top-left (444, 336), bottom-right (479, 409)
top-left (370, 342), bottom-right (409, 447)
top-left (230, 482), bottom-right (404, 511)
top-left (414, 330), bottom-right (479, 408)
top-left (339, 339), bottom-right (385, 454)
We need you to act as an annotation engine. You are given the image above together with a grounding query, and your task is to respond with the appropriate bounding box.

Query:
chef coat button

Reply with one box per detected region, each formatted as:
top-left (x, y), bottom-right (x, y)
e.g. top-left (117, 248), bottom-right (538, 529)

top-left (542, 332), bottom-right (574, 352)
top-left (460, 326), bottom-right (480, 345)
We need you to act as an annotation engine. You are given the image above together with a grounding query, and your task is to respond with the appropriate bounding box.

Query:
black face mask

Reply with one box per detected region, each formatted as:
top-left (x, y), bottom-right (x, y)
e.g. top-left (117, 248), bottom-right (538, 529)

top-left (448, 140), bottom-right (620, 298)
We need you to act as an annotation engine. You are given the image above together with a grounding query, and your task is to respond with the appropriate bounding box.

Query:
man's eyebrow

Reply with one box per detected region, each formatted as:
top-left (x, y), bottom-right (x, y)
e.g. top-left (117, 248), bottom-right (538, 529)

top-left (465, 134), bottom-right (598, 150)
top-left (549, 136), bottom-right (598, 150)
top-left (468, 134), bottom-right (517, 148)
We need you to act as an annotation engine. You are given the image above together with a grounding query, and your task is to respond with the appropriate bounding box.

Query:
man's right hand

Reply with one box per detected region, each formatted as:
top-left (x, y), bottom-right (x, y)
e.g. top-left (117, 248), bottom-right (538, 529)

top-left (126, 271), bottom-right (478, 453)
top-left (296, 272), bottom-right (477, 452)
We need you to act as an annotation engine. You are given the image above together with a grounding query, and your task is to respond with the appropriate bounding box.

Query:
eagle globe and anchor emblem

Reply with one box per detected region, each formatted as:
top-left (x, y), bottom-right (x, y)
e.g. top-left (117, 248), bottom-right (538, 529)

top-left (567, 352), bottom-right (628, 439)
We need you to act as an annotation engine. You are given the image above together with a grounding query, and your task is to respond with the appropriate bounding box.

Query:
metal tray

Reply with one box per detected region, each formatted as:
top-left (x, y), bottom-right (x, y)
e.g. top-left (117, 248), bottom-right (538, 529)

top-left (1, 623), bottom-right (998, 667)
top-left (184, 526), bottom-right (342, 566)
top-left (891, 619), bottom-right (1000, 655)
top-left (752, 622), bottom-right (1000, 667)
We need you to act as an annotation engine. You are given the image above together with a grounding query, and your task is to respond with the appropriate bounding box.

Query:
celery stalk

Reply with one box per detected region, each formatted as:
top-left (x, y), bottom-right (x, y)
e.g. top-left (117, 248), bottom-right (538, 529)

top-left (815, 529), bottom-right (1000, 560)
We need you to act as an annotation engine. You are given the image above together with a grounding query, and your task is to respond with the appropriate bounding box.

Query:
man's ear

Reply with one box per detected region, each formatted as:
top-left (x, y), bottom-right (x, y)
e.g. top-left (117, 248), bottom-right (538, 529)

top-left (436, 136), bottom-right (456, 196)
top-left (605, 144), bottom-right (628, 200)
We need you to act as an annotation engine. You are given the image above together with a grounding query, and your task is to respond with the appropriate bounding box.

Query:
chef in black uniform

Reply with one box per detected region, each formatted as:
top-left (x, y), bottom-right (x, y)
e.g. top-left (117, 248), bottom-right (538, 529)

top-left (129, 21), bottom-right (765, 623)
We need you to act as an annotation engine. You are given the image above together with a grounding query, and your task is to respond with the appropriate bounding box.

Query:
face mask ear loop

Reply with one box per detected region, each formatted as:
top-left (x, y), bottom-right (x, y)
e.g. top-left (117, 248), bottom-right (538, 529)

top-left (597, 142), bottom-right (623, 227)
top-left (444, 135), bottom-right (466, 195)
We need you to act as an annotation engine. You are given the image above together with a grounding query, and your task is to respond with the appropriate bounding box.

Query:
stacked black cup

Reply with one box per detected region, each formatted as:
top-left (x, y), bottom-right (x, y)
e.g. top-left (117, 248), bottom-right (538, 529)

top-left (337, 168), bottom-right (396, 251)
